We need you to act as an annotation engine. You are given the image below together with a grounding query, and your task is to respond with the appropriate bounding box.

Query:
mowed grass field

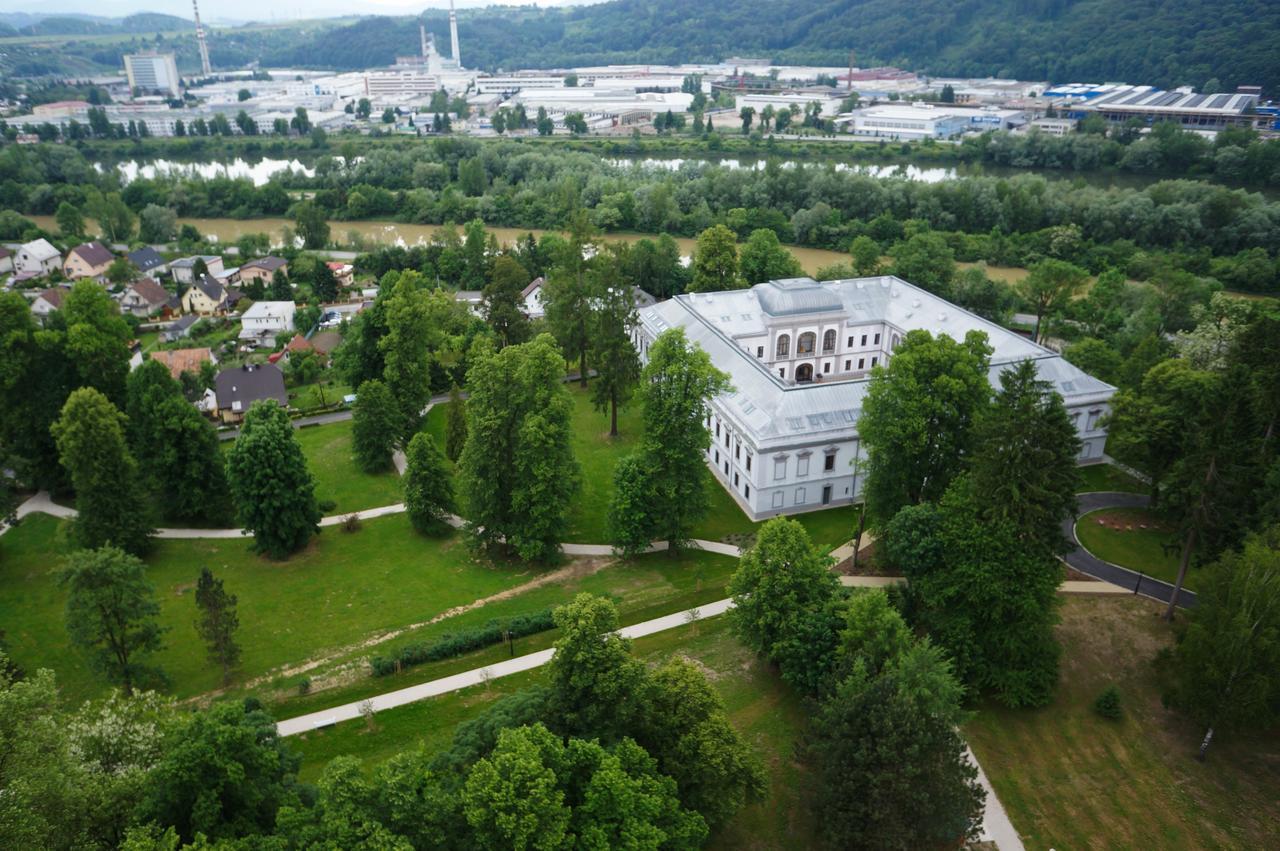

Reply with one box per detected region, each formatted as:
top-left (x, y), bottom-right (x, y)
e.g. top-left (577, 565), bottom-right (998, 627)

top-left (425, 382), bottom-right (858, 551)
top-left (965, 596), bottom-right (1280, 849)
top-left (291, 418), bottom-right (400, 513)
top-left (288, 616), bottom-right (818, 850)
top-left (1075, 506), bottom-right (1187, 587)
top-left (0, 513), bottom-right (539, 704)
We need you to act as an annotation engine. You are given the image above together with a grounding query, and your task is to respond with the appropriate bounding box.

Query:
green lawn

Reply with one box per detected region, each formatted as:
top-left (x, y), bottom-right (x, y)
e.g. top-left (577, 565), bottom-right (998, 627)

top-left (1077, 463), bottom-right (1149, 495)
top-left (289, 378), bottom-right (352, 414)
top-left (429, 383), bottom-right (855, 551)
top-left (965, 596), bottom-right (1280, 849)
top-left (290, 418), bottom-right (400, 514)
top-left (287, 617), bottom-right (818, 849)
top-left (260, 549), bottom-right (738, 717)
top-left (1075, 507), bottom-right (1187, 587)
top-left (0, 513), bottom-right (545, 704)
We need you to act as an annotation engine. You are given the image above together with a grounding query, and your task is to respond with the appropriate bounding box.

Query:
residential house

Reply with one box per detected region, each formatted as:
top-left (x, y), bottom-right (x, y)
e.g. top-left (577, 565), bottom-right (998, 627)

top-left (326, 261), bottom-right (354, 288)
top-left (180, 275), bottom-right (230, 316)
top-left (522, 277), bottom-right (546, 319)
top-left (213, 363), bottom-right (288, 423)
top-left (149, 347), bottom-right (216, 381)
top-left (216, 266), bottom-right (242, 287)
top-left (14, 239), bottom-right (61, 276)
top-left (454, 290), bottom-right (484, 314)
top-left (239, 256), bottom-right (289, 287)
top-left (63, 242), bottom-right (115, 281)
top-left (30, 286), bottom-right (68, 323)
top-left (238, 300), bottom-right (296, 348)
top-left (0, 247), bottom-right (13, 275)
top-left (636, 276), bottom-right (1115, 520)
top-left (120, 278), bottom-right (171, 316)
top-left (171, 255), bottom-right (224, 285)
top-left (127, 246), bottom-right (168, 278)
top-left (162, 314), bottom-right (200, 343)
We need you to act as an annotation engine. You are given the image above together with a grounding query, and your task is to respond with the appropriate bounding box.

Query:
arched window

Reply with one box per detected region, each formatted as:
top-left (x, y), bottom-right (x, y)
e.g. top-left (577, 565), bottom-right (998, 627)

top-left (891, 333), bottom-right (901, 350)
top-left (798, 332), bottom-right (816, 355)
top-left (822, 329), bottom-right (836, 353)
top-left (776, 334), bottom-right (790, 358)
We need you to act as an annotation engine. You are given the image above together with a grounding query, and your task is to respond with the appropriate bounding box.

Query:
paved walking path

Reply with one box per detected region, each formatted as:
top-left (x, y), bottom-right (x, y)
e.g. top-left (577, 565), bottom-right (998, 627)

top-left (276, 598), bottom-right (737, 736)
top-left (1063, 491), bottom-right (1198, 609)
top-left (968, 746), bottom-right (1025, 850)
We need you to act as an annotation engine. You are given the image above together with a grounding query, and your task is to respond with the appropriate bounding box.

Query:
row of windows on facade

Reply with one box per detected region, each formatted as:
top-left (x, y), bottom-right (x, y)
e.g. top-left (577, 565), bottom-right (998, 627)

top-left (769, 330), bottom-right (882, 360)
top-left (711, 418), bottom-right (838, 478)
top-left (713, 454), bottom-right (832, 511)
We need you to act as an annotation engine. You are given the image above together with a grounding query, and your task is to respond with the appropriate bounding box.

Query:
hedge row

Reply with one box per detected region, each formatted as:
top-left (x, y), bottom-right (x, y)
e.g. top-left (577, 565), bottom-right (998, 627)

top-left (370, 609), bottom-right (556, 677)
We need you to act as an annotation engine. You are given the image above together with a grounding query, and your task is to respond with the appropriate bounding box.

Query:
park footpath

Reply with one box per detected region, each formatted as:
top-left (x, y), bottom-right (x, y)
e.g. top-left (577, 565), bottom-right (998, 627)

top-left (6, 493), bottom-right (1145, 850)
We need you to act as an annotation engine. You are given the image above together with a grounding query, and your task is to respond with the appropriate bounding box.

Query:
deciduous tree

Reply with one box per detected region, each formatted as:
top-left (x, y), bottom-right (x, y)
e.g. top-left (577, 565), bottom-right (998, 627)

top-left (738, 228), bottom-right (802, 285)
top-left (542, 214), bottom-right (596, 386)
top-left (482, 255), bottom-right (531, 348)
top-left (459, 334), bottom-right (579, 561)
top-left (588, 252), bottom-right (641, 437)
top-left (608, 328), bottom-right (730, 555)
top-left (1019, 259), bottom-right (1089, 344)
top-left (60, 546), bottom-right (166, 695)
top-left (688, 224), bottom-right (741, 292)
top-left (1163, 527), bottom-right (1280, 759)
top-left (444, 384), bottom-right (468, 461)
top-left (858, 329), bottom-right (992, 527)
top-left (52, 387), bottom-right (153, 555)
top-left (351, 379), bottom-right (401, 473)
top-left (224, 400), bottom-right (321, 559)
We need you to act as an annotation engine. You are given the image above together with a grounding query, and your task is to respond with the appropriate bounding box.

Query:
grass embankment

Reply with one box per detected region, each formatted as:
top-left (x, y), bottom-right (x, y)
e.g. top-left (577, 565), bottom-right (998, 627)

top-left (1075, 507), bottom-right (1186, 587)
top-left (288, 616), bottom-right (817, 850)
top-left (1077, 462), bottom-right (1149, 495)
top-left (965, 596), bottom-right (1280, 849)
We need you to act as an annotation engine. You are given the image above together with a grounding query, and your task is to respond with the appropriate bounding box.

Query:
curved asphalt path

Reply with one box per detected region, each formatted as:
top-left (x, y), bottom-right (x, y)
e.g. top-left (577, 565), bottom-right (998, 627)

top-left (1063, 491), bottom-right (1198, 610)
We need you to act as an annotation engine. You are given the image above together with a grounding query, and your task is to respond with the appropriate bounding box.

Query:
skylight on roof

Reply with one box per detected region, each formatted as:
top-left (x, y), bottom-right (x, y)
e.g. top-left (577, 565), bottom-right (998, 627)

top-left (786, 417), bottom-right (805, 431)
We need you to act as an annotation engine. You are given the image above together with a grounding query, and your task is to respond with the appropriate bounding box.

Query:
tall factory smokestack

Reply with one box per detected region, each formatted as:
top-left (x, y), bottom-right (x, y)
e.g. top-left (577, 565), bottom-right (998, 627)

top-left (193, 0), bottom-right (212, 77)
top-left (449, 0), bottom-right (461, 68)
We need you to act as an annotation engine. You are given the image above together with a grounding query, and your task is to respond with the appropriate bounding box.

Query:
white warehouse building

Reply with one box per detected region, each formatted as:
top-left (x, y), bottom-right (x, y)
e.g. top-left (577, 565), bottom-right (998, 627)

top-left (636, 277), bottom-right (1114, 520)
top-left (839, 103), bottom-right (1026, 140)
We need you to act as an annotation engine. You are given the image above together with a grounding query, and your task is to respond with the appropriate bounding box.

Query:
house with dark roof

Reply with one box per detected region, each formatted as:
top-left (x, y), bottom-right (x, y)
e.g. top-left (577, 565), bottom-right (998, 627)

top-left (162, 314), bottom-right (200, 342)
top-left (64, 242), bottom-right (115, 280)
top-left (120, 278), bottom-right (171, 316)
top-left (213, 363), bottom-right (288, 423)
top-left (180, 275), bottom-right (230, 316)
top-left (127, 246), bottom-right (168, 277)
top-left (239, 256), bottom-right (289, 287)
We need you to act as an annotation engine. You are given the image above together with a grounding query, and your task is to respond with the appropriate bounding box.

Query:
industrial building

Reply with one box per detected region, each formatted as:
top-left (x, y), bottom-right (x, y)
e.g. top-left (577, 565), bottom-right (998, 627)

top-left (124, 52), bottom-right (182, 98)
top-left (838, 103), bottom-right (1026, 141)
top-left (1046, 84), bottom-right (1265, 131)
top-left (637, 277), bottom-right (1113, 520)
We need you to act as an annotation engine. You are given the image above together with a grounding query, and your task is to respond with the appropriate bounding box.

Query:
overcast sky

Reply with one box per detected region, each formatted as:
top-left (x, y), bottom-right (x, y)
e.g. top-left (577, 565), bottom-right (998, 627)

top-left (0, 1), bottom-right (589, 24)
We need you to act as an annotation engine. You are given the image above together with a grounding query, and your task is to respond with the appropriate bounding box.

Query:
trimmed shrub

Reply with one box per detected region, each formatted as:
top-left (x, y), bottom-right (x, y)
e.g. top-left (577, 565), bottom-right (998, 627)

top-left (371, 609), bottom-right (555, 677)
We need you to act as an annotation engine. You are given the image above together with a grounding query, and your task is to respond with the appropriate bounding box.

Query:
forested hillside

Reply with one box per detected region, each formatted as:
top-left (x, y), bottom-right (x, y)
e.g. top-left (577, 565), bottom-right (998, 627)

top-left (3, 0), bottom-right (1277, 93)
top-left (268, 0), bottom-right (1279, 91)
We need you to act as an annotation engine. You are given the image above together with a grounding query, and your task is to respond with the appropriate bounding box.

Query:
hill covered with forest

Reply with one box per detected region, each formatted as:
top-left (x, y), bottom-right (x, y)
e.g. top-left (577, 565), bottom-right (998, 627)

top-left (271, 0), bottom-right (1279, 92)
top-left (4, 0), bottom-right (1277, 93)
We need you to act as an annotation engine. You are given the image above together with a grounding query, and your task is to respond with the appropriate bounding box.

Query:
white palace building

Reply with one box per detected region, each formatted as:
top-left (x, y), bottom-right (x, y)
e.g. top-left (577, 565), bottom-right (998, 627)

top-left (636, 276), bottom-right (1115, 521)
